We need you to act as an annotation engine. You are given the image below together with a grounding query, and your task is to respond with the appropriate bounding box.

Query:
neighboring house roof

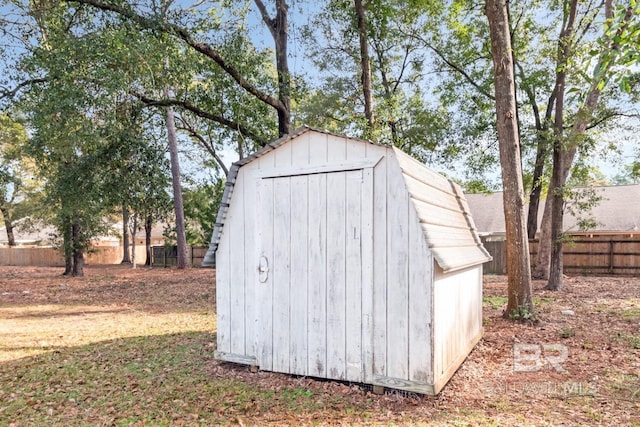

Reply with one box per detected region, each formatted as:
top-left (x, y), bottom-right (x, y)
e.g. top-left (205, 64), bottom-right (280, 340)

top-left (465, 184), bottom-right (640, 235)
top-left (0, 221), bottom-right (56, 246)
top-left (203, 126), bottom-right (491, 271)
top-left (0, 219), bottom-right (170, 246)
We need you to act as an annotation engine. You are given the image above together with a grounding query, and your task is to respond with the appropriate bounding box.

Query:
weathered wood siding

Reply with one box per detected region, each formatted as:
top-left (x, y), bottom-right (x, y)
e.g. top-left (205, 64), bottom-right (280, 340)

top-left (432, 265), bottom-right (483, 392)
top-left (215, 132), bottom-right (385, 382)
top-left (215, 130), bottom-right (484, 394)
top-left (372, 150), bottom-right (434, 392)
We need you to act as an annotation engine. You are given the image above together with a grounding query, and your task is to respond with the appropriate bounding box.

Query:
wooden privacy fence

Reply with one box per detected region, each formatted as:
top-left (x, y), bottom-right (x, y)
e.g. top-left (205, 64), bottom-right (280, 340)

top-left (151, 245), bottom-right (208, 267)
top-left (483, 236), bottom-right (640, 275)
top-left (0, 245), bottom-right (147, 267)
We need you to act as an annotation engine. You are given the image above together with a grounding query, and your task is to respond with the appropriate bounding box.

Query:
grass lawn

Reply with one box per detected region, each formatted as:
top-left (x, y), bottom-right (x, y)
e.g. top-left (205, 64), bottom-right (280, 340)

top-left (1, 266), bottom-right (639, 426)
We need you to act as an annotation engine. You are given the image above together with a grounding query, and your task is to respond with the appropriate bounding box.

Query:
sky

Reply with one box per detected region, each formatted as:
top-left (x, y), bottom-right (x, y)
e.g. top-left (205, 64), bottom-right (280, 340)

top-left (1, 0), bottom-right (637, 188)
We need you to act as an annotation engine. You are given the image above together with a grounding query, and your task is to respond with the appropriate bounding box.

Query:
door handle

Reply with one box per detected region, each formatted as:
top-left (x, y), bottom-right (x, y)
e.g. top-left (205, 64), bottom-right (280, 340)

top-left (258, 255), bottom-right (269, 283)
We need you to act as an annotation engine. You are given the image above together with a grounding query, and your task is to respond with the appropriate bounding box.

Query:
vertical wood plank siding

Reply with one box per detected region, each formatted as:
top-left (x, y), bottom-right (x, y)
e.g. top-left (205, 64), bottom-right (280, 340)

top-left (385, 153), bottom-right (410, 380)
top-left (408, 205), bottom-right (434, 384)
top-left (307, 173), bottom-right (327, 377)
top-left (432, 266), bottom-right (483, 387)
top-left (229, 168), bottom-right (246, 357)
top-left (214, 129), bottom-right (485, 394)
top-left (372, 158), bottom-right (388, 378)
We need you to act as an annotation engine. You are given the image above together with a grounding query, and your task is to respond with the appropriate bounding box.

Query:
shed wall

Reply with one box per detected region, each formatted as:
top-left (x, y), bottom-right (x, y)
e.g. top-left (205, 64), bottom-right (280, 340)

top-left (215, 132), bottom-right (388, 379)
top-left (372, 150), bottom-right (434, 392)
top-left (432, 265), bottom-right (483, 392)
top-left (215, 131), bottom-right (481, 394)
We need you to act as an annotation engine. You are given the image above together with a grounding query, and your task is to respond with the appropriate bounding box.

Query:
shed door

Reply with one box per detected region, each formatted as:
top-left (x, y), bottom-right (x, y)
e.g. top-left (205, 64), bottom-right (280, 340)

top-left (256, 168), bottom-right (374, 383)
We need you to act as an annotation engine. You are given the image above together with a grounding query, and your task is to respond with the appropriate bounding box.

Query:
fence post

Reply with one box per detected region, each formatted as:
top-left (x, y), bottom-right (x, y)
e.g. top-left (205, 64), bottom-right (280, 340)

top-left (609, 240), bottom-right (614, 274)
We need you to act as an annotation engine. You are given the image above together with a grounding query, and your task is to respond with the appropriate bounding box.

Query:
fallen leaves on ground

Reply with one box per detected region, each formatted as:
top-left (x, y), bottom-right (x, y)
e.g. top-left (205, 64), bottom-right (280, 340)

top-left (0, 266), bottom-right (638, 426)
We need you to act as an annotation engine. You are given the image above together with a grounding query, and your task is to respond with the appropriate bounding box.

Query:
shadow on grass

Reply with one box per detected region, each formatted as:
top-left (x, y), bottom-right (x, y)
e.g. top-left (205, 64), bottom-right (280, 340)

top-left (2, 308), bottom-right (133, 320)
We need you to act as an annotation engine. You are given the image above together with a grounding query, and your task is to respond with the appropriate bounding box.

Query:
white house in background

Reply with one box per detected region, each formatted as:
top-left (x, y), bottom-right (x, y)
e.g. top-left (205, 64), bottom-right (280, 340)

top-left (203, 127), bottom-right (492, 395)
top-left (465, 184), bottom-right (640, 239)
top-left (0, 219), bottom-right (57, 246)
top-left (0, 219), bottom-right (169, 247)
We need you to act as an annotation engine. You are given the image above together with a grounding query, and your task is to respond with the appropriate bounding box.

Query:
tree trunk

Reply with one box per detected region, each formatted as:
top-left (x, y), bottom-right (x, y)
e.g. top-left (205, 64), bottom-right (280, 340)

top-left (354, 0), bottom-right (374, 129)
top-left (62, 216), bottom-right (73, 276)
top-left (534, 142), bottom-right (579, 280)
top-left (536, 0), bottom-right (632, 286)
top-left (71, 219), bottom-right (84, 277)
top-left (121, 205), bottom-right (131, 263)
top-left (526, 137), bottom-right (548, 239)
top-left (486, 0), bottom-right (535, 320)
top-left (145, 215), bottom-right (152, 266)
top-left (543, 0), bottom-right (577, 291)
top-left (130, 216), bottom-right (138, 269)
top-left (547, 144), bottom-right (565, 290)
top-left (533, 198), bottom-right (553, 279)
top-left (164, 91), bottom-right (190, 269)
top-left (254, 0), bottom-right (291, 136)
top-left (0, 207), bottom-right (16, 246)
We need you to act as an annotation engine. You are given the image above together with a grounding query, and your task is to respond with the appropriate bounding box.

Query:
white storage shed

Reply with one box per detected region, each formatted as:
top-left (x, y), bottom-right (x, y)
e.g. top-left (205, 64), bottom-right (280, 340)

top-left (203, 127), bottom-right (491, 394)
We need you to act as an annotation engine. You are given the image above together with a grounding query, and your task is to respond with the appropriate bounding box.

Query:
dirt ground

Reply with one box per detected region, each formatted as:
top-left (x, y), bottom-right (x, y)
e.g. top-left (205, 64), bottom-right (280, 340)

top-left (1, 265), bottom-right (639, 425)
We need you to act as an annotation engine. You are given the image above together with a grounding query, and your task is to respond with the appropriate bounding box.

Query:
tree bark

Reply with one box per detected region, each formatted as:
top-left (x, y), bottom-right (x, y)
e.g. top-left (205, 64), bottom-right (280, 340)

top-left (145, 215), bottom-right (153, 266)
top-left (518, 64), bottom-right (556, 241)
top-left (545, 0), bottom-right (576, 291)
top-left (533, 197), bottom-right (553, 278)
top-left (354, 0), bottom-right (375, 129)
top-left (0, 207), bottom-right (16, 246)
top-left (164, 91), bottom-right (190, 269)
top-left (130, 215), bottom-right (138, 269)
top-left (121, 205), bottom-right (131, 263)
top-left (486, 0), bottom-right (535, 320)
top-left (526, 138), bottom-right (548, 239)
top-left (536, 0), bottom-right (633, 286)
top-left (71, 218), bottom-right (84, 277)
top-left (254, 0), bottom-right (291, 136)
top-left (61, 214), bottom-right (73, 276)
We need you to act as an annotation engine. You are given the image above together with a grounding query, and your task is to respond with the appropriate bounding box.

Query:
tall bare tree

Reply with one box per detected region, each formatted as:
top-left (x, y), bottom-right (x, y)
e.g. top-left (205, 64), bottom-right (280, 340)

top-left (485, 0), bottom-right (535, 320)
top-left (538, 0), bottom-right (637, 288)
top-left (254, 0), bottom-right (291, 136)
top-left (354, 0), bottom-right (375, 129)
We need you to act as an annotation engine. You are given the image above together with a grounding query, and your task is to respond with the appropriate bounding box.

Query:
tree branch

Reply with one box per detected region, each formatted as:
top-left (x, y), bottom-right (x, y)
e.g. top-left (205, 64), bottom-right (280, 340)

top-left (175, 117), bottom-right (230, 176)
top-left (132, 92), bottom-right (267, 146)
top-left (515, 61), bottom-right (542, 130)
top-left (410, 33), bottom-right (495, 101)
top-left (586, 112), bottom-right (640, 130)
top-left (66, 0), bottom-right (286, 114)
top-left (0, 78), bottom-right (47, 100)
top-left (253, 0), bottom-right (276, 39)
